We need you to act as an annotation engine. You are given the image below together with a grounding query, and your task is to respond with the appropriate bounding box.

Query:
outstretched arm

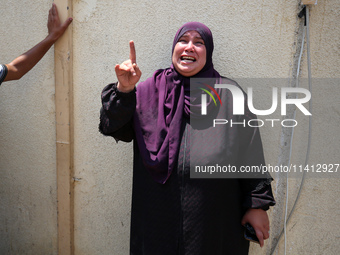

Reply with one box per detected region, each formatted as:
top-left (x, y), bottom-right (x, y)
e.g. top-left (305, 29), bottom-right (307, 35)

top-left (4, 3), bottom-right (72, 82)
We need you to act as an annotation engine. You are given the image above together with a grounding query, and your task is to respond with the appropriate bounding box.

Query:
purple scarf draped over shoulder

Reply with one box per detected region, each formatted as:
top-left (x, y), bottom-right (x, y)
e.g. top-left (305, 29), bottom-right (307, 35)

top-left (134, 22), bottom-right (222, 184)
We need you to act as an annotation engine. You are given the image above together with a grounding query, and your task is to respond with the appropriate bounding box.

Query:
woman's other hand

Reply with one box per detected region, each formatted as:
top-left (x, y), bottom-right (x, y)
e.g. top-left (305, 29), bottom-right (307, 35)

top-left (241, 208), bottom-right (270, 247)
top-left (115, 41), bottom-right (142, 93)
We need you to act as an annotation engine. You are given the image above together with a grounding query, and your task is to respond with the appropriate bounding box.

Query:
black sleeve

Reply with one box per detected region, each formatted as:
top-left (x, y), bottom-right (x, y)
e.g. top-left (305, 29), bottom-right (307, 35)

top-left (236, 90), bottom-right (276, 210)
top-left (99, 82), bottom-right (136, 142)
top-left (0, 64), bottom-right (8, 86)
top-left (241, 179), bottom-right (276, 211)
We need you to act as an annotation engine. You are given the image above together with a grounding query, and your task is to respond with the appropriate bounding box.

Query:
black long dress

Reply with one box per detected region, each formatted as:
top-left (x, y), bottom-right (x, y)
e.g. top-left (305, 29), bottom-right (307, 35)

top-left (99, 79), bottom-right (275, 255)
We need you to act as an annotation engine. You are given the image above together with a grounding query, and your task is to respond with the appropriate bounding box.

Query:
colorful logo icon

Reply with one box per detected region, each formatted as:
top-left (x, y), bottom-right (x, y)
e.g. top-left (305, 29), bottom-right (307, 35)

top-left (199, 83), bottom-right (222, 107)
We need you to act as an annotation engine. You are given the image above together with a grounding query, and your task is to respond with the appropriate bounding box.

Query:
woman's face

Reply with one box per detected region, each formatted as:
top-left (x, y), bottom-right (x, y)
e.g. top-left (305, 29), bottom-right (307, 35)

top-left (172, 30), bottom-right (207, 77)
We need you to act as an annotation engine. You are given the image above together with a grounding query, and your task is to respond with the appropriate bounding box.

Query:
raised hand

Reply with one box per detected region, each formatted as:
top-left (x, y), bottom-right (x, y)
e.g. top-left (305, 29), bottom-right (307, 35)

top-left (115, 41), bottom-right (142, 93)
top-left (47, 3), bottom-right (73, 42)
top-left (4, 3), bottom-right (72, 81)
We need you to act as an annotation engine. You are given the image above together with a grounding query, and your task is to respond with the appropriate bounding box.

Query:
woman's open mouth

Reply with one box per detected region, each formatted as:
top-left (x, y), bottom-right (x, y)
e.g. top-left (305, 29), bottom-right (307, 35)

top-left (180, 56), bottom-right (196, 63)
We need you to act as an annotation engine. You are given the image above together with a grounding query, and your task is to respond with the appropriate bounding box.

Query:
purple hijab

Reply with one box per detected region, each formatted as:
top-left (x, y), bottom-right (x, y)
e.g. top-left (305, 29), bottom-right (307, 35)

top-left (134, 22), bottom-right (222, 184)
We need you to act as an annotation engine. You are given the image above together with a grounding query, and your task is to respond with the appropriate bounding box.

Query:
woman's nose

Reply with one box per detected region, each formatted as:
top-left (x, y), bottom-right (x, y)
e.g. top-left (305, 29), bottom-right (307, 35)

top-left (184, 41), bottom-right (194, 52)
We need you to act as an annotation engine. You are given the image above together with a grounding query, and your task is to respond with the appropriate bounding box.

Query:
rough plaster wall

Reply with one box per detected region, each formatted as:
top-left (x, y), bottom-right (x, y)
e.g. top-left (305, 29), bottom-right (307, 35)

top-left (271, 2), bottom-right (340, 254)
top-left (0, 0), bottom-right (338, 254)
top-left (71, 1), bottom-right (334, 255)
top-left (0, 1), bottom-right (58, 254)
top-left (73, 0), bottom-right (339, 254)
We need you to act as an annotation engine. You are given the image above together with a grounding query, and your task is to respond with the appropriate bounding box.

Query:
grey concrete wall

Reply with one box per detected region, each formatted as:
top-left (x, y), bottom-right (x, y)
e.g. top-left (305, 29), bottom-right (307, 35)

top-left (0, 0), bottom-right (339, 254)
top-left (0, 1), bottom-right (58, 254)
top-left (73, 1), bottom-right (340, 254)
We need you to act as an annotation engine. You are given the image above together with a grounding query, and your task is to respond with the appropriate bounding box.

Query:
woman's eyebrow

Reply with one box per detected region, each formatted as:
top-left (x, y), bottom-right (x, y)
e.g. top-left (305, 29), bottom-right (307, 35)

top-left (182, 33), bottom-right (202, 38)
top-left (180, 34), bottom-right (189, 39)
top-left (178, 34), bottom-right (203, 41)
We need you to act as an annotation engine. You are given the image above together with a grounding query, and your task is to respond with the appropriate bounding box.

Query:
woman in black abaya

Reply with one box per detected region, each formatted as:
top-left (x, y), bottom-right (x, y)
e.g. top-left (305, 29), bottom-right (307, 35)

top-left (100, 22), bottom-right (275, 254)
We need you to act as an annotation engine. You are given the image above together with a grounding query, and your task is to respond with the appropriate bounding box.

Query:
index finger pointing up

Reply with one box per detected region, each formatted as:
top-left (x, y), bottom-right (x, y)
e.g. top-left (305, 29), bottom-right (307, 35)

top-left (129, 40), bottom-right (136, 64)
